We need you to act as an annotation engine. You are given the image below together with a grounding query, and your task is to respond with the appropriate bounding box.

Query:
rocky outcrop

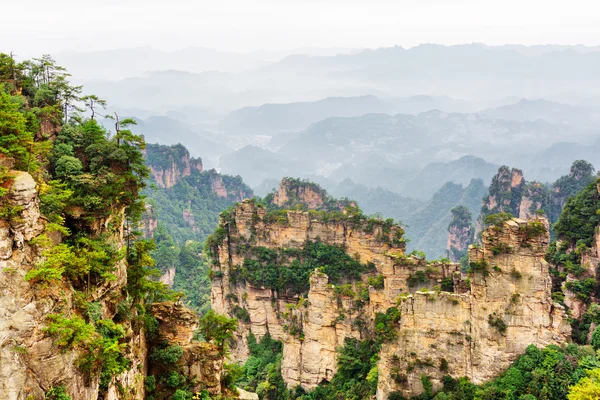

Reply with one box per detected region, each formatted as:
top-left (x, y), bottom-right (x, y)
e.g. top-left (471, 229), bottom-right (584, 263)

top-left (377, 217), bottom-right (570, 398)
top-left (182, 209), bottom-right (199, 233)
top-left (204, 169), bottom-right (254, 202)
top-left (447, 206), bottom-right (473, 262)
top-left (211, 200), bottom-right (569, 398)
top-left (145, 143), bottom-right (203, 189)
top-left (150, 301), bottom-right (225, 396)
top-left (141, 203), bottom-right (158, 239)
top-left (270, 178), bottom-right (354, 211)
top-left (159, 267), bottom-right (177, 288)
top-left (272, 178), bottom-right (328, 209)
top-left (180, 342), bottom-right (223, 396)
top-left (210, 200), bottom-right (407, 368)
top-left (478, 167), bottom-right (525, 227)
top-left (0, 171), bottom-right (227, 400)
top-left (151, 301), bottom-right (199, 346)
top-left (106, 328), bottom-right (147, 400)
top-left (478, 161), bottom-right (595, 238)
top-left (211, 175), bottom-right (229, 198)
top-left (0, 171), bottom-right (97, 399)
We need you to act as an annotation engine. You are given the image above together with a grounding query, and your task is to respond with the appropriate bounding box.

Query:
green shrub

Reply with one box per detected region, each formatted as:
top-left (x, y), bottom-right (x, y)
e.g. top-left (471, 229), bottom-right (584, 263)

top-left (171, 389), bottom-right (193, 400)
top-left (150, 345), bottom-right (183, 365)
top-left (519, 221), bottom-right (547, 240)
top-left (440, 358), bottom-right (449, 373)
top-left (565, 278), bottom-right (597, 301)
top-left (239, 239), bottom-right (371, 296)
top-left (488, 313), bottom-right (507, 334)
top-left (232, 305), bottom-right (251, 323)
top-left (510, 269), bottom-right (523, 280)
top-left (44, 314), bottom-right (95, 349)
top-left (440, 277), bottom-right (454, 292)
top-left (485, 212), bottom-right (514, 227)
top-left (468, 260), bottom-right (489, 275)
top-left (591, 326), bottom-right (600, 350)
top-left (198, 310), bottom-right (238, 352)
top-left (368, 274), bottom-right (385, 290)
top-left (491, 243), bottom-right (513, 255)
top-left (45, 386), bottom-right (72, 400)
top-left (375, 307), bottom-right (401, 343)
top-left (407, 271), bottom-right (427, 288)
top-left (145, 375), bottom-right (156, 393)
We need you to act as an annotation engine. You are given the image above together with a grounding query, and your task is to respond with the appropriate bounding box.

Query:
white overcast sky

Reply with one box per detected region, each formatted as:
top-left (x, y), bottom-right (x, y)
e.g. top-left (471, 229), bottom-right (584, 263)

top-left (4, 0), bottom-right (600, 55)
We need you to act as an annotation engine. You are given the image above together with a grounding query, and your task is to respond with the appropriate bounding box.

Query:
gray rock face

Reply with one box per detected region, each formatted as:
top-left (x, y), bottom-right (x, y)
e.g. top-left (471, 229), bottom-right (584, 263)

top-left (0, 221), bottom-right (12, 260)
top-left (8, 171), bottom-right (44, 241)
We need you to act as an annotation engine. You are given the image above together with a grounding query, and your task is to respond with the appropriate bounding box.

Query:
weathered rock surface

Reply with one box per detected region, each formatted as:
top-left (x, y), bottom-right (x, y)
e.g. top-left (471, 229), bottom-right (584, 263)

top-left (150, 301), bottom-right (227, 397)
top-left (141, 203), bottom-right (159, 239)
top-left (273, 178), bottom-right (328, 210)
top-left (0, 171), bottom-right (227, 400)
top-left (270, 178), bottom-right (354, 211)
top-left (145, 145), bottom-right (203, 189)
top-left (377, 217), bottom-right (570, 398)
top-left (237, 387), bottom-right (260, 400)
top-left (212, 200), bottom-right (570, 398)
top-left (0, 171), bottom-right (97, 400)
top-left (151, 301), bottom-right (199, 346)
top-left (159, 266), bottom-right (177, 288)
top-left (181, 342), bottom-right (223, 395)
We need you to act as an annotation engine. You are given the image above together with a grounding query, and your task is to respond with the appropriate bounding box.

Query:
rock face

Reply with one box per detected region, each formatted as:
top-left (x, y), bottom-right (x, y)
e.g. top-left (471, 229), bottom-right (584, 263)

top-left (0, 171), bottom-right (96, 399)
top-left (0, 172), bottom-right (226, 400)
top-left (377, 217), bottom-right (570, 398)
top-left (270, 178), bottom-right (354, 211)
top-left (141, 203), bottom-right (159, 238)
top-left (150, 301), bottom-right (225, 396)
top-left (478, 161), bottom-right (596, 239)
top-left (145, 143), bottom-right (203, 189)
top-left (211, 200), bottom-right (570, 398)
top-left (210, 200), bottom-right (407, 377)
top-left (151, 301), bottom-right (199, 346)
top-left (477, 167), bottom-right (525, 234)
top-left (272, 178), bottom-right (328, 209)
top-left (447, 206), bottom-right (473, 262)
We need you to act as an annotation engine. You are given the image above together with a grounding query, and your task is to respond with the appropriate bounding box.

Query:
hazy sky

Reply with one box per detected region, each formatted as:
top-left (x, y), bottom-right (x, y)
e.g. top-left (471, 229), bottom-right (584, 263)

top-left (5, 0), bottom-right (600, 55)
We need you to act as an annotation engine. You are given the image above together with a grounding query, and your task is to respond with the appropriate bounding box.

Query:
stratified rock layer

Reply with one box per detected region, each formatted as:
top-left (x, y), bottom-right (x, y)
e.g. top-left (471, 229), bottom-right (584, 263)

top-left (211, 201), bottom-right (570, 398)
top-left (0, 171), bottom-right (227, 400)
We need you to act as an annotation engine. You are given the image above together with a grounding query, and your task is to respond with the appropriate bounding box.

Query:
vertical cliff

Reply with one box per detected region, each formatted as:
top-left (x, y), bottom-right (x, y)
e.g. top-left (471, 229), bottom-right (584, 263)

top-left (446, 205), bottom-right (473, 262)
top-left (267, 177), bottom-right (356, 211)
top-left (209, 199), bottom-right (407, 382)
top-left (0, 172), bottom-right (228, 400)
top-left (0, 54), bottom-right (231, 400)
top-left (210, 193), bottom-right (569, 398)
top-left (477, 161), bottom-right (596, 239)
top-left (145, 143), bottom-right (203, 189)
top-left (377, 216), bottom-right (570, 398)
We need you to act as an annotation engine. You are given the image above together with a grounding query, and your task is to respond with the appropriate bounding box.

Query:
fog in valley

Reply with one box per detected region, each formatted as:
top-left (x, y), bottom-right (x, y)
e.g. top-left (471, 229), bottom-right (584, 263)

top-left (6, 0), bottom-right (600, 257)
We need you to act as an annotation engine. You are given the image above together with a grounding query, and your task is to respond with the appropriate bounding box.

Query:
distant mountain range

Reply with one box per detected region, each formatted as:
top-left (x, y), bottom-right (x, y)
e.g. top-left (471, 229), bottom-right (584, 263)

top-left (75, 44), bottom-right (600, 117)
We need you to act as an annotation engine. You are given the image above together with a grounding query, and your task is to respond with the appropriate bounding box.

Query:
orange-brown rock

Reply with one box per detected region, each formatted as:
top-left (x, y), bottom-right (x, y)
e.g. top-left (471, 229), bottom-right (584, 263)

top-left (151, 301), bottom-right (199, 346)
top-left (145, 144), bottom-right (203, 189)
top-left (211, 199), bottom-right (570, 398)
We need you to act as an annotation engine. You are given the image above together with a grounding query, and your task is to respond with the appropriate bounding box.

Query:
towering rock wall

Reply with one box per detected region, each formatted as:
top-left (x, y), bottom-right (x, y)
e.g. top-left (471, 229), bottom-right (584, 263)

top-left (210, 200), bottom-right (409, 379)
top-left (0, 171), bottom-right (105, 399)
top-left (475, 161), bottom-right (596, 239)
top-left (378, 217), bottom-right (570, 398)
top-left (272, 178), bottom-right (329, 209)
top-left (211, 199), bottom-right (570, 398)
top-left (446, 205), bottom-right (473, 262)
top-left (0, 170), bottom-right (225, 400)
top-left (145, 143), bottom-right (203, 189)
